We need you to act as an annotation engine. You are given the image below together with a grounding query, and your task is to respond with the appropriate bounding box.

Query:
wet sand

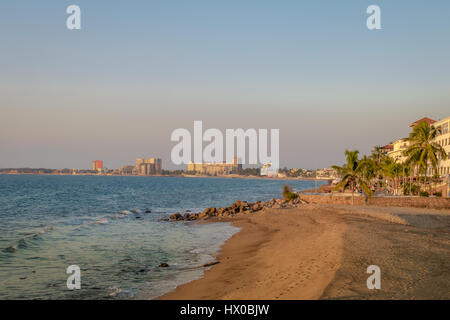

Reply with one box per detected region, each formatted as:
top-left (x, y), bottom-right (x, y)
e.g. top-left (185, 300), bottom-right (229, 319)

top-left (158, 204), bottom-right (450, 300)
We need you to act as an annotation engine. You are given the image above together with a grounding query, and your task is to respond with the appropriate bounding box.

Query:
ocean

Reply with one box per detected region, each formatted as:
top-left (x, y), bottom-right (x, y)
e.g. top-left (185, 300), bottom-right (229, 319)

top-left (0, 175), bottom-right (325, 299)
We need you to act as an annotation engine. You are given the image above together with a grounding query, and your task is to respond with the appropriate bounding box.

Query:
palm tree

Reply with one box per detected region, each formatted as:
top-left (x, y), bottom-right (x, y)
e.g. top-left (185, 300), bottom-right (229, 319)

top-left (369, 146), bottom-right (390, 192)
top-left (381, 158), bottom-right (405, 195)
top-left (332, 150), bottom-right (372, 205)
top-left (403, 121), bottom-right (447, 191)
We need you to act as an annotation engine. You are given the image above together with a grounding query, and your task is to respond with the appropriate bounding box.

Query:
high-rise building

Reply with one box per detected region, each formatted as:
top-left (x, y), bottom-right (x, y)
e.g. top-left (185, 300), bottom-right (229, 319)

top-left (134, 158), bottom-right (162, 176)
top-left (91, 160), bottom-right (103, 172)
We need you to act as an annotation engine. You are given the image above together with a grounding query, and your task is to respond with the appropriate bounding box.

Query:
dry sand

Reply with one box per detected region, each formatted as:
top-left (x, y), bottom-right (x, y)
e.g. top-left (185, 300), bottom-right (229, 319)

top-left (158, 204), bottom-right (450, 300)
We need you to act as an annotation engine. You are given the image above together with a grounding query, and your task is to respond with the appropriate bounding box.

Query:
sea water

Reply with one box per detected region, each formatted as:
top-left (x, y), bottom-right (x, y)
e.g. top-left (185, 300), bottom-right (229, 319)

top-left (0, 175), bottom-right (325, 299)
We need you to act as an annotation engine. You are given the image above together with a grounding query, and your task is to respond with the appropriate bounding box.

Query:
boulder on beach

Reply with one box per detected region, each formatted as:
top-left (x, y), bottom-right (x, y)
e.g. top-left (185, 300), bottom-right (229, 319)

top-left (252, 204), bottom-right (261, 211)
top-left (188, 214), bottom-right (199, 221)
top-left (164, 194), bottom-right (302, 223)
top-left (169, 213), bottom-right (183, 221)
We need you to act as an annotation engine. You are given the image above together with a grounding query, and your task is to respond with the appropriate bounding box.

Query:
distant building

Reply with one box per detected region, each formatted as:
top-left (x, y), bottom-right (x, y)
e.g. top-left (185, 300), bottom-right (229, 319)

top-left (119, 165), bottom-right (135, 176)
top-left (91, 160), bottom-right (103, 172)
top-left (316, 168), bottom-right (338, 179)
top-left (260, 162), bottom-right (278, 177)
top-left (187, 157), bottom-right (241, 175)
top-left (134, 158), bottom-right (162, 176)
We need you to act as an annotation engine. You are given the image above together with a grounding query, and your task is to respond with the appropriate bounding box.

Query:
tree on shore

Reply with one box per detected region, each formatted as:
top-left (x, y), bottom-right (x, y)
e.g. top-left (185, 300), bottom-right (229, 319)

top-left (403, 121), bottom-right (447, 191)
top-left (332, 150), bottom-right (372, 205)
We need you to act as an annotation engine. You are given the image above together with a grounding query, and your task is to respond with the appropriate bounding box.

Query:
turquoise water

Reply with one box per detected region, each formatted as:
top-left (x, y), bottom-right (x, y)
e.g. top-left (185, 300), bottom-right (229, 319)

top-left (0, 175), bottom-right (324, 299)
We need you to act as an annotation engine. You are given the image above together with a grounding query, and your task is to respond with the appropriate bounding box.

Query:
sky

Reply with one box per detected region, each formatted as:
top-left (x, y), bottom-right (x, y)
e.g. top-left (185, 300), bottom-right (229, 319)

top-left (1, 0), bottom-right (450, 170)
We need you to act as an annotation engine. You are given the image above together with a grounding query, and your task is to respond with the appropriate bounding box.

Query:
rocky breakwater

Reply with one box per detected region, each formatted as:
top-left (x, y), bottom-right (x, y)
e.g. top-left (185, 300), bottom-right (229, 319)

top-left (168, 198), bottom-right (306, 222)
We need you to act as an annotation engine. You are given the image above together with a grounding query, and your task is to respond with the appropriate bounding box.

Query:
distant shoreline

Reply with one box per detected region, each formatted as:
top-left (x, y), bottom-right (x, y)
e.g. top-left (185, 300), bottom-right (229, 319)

top-left (0, 172), bottom-right (332, 181)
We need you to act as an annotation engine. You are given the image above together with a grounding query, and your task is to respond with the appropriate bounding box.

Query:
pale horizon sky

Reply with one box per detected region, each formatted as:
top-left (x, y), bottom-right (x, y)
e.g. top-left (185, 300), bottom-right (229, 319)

top-left (1, 1), bottom-right (450, 170)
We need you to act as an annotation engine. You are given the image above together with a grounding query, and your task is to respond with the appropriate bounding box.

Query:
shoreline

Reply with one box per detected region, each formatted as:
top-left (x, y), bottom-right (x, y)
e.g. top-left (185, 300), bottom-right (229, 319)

top-left (157, 203), bottom-right (450, 300)
top-left (0, 172), bottom-right (332, 181)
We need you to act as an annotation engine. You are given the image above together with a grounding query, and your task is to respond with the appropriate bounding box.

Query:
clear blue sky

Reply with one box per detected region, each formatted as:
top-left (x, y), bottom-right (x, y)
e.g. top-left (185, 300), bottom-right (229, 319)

top-left (1, 0), bottom-right (449, 169)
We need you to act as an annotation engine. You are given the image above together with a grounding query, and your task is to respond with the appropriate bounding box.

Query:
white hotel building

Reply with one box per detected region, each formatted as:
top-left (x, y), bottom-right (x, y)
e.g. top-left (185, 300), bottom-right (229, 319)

top-left (434, 116), bottom-right (450, 176)
top-left (387, 116), bottom-right (450, 177)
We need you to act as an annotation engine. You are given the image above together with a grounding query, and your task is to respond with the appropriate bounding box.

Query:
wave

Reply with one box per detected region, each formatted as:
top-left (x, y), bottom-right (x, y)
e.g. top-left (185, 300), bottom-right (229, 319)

top-left (3, 207), bottom-right (151, 253)
top-left (3, 226), bottom-right (53, 253)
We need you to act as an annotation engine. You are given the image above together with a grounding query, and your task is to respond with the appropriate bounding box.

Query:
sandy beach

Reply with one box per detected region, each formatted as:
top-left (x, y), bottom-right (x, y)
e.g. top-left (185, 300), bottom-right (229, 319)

top-left (159, 204), bottom-right (450, 300)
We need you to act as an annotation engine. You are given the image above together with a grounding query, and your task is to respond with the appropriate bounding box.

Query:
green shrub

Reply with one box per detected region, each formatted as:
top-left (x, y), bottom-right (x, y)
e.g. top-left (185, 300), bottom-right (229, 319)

top-left (433, 191), bottom-right (442, 197)
top-left (419, 191), bottom-right (429, 197)
top-left (282, 185), bottom-right (298, 201)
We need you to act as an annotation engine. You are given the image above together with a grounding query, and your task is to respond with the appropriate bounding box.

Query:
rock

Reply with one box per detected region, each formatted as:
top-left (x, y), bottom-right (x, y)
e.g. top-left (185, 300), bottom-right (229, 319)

top-left (4, 246), bottom-right (16, 253)
top-left (107, 287), bottom-right (122, 297)
top-left (202, 207), bottom-right (217, 217)
top-left (169, 213), bottom-right (182, 220)
top-left (159, 263), bottom-right (169, 268)
top-left (183, 212), bottom-right (191, 220)
top-left (145, 209), bottom-right (152, 213)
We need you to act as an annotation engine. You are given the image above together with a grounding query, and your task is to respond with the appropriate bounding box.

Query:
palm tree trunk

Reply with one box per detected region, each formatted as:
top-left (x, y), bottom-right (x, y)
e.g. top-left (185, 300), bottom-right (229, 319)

top-left (351, 182), bottom-right (354, 206)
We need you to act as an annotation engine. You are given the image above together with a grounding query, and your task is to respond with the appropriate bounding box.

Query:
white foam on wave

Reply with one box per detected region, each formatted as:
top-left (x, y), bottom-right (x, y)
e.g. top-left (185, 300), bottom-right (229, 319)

top-left (189, 248), bottom-right (205, 254)
top-left (96, 218), bottom-right (109, 225)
